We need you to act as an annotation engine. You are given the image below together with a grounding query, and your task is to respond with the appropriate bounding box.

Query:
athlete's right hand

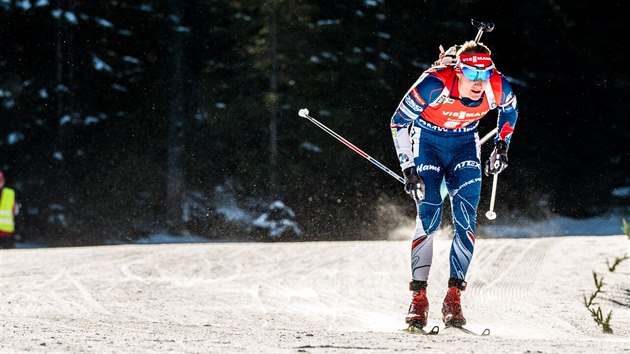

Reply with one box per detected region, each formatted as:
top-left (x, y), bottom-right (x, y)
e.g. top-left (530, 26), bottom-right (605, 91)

top-left (403, 166), bottom-right (425, 202)
top-left (485, 140), bottom-right (509, 175)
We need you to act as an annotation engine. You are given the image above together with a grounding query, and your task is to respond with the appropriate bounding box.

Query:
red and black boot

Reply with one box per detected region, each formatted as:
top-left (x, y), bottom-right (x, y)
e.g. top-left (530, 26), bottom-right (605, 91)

top-left (442, 278), bottom-right (467, 327)
top-left (405, 280), bottom-right (429, 329)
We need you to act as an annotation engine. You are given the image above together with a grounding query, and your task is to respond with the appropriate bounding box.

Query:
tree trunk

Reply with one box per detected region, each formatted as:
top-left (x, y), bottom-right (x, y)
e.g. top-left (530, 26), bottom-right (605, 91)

top-left (165, 1), bottom-right (187, 232)
top-left (268, 1), bottom-right (279, 198)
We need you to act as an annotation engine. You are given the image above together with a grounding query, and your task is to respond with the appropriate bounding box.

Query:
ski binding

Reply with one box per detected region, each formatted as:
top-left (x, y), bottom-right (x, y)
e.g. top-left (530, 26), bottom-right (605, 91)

top-left (406, 324), bottom-right (440, 335)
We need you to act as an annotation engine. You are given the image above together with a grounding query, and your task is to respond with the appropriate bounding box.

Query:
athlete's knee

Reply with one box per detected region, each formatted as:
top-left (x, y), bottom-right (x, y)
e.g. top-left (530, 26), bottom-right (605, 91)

top-left (416, 201), bottom-right (443, 236)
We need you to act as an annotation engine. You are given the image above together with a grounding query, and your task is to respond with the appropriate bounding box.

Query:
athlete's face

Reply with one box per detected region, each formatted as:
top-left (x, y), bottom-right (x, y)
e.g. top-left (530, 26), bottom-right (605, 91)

top-left (457, 73), bottom-right (488, 101)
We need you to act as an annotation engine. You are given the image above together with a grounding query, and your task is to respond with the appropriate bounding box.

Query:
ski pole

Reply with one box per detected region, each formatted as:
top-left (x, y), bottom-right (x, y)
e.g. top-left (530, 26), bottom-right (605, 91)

top-left (298, 108), bottom-right (405, 184)
top-left (481, 127), bottom-right (499, 219)
top-left (472, 18), bottom-right (500, 220)
top-left (299, 108), bottom-right (500, 189)
top-left (479, 127), bottom-right (497, 145)
top-left (485, 173), bottom-right (498, 220)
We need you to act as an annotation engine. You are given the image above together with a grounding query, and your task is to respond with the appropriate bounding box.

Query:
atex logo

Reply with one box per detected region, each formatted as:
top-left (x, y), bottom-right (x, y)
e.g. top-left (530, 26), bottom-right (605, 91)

top-left (454, 160), bottom-right (480, 170)
top-left (417, 164), bottom-right (441, 173)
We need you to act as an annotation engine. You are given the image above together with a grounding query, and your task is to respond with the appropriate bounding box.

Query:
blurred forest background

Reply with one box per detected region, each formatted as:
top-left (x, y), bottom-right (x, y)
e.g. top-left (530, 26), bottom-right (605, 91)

top-left (0, 0), bottom-right (628, 246)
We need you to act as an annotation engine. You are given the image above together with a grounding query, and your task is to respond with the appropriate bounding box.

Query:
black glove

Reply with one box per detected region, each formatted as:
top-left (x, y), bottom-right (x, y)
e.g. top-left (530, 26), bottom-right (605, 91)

top-left (403, 166), bottom-right (425, 201)
top-left (485, 140), bottom-right (509, 176)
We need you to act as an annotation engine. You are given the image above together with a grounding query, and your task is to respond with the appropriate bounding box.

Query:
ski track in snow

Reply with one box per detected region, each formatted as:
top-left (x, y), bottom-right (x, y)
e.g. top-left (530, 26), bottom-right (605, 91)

top-left (1, 236), bottom-right (629, 353)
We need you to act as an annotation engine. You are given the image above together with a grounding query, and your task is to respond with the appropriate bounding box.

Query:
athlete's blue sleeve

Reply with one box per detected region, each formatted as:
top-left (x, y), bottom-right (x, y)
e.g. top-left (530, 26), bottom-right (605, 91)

top-left (390, 74), bottom-right (444, 170)
top-left (495, 75), bottom-right (518, 147)
top-left (391, 74), bottom-right (444, 127)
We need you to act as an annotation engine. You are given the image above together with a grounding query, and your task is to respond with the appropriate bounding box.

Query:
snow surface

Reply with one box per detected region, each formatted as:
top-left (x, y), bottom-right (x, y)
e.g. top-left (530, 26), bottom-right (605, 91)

top-left (1, 235), bottom-right (629, 353)
top-left (479, 213), bottom-right (630, 238)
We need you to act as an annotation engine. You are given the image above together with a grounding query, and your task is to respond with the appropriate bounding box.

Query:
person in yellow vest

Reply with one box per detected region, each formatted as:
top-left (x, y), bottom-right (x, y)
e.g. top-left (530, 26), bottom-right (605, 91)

top-left (0, 170), bottom-right (20, 249)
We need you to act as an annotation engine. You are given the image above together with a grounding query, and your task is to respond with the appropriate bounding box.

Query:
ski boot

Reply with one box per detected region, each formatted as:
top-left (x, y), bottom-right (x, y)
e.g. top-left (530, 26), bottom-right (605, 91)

top-left (442, 278), bottom-right (467, 327)
top-left (405, 280), bottom-right (429, 329)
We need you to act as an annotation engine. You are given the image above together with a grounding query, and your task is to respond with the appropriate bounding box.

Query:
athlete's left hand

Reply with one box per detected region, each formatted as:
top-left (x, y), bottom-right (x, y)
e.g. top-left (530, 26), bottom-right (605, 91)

top-left (485, 140), bottom-right (509, 175)
top-left (403, 166), bottom-right (425, 202)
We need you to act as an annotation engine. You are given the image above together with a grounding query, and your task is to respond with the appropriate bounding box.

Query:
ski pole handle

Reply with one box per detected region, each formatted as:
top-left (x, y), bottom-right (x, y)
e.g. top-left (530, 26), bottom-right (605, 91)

top-left (298, 108), bottom-right (405, 185)
top-left (485, 173), bottom-right (498, 220)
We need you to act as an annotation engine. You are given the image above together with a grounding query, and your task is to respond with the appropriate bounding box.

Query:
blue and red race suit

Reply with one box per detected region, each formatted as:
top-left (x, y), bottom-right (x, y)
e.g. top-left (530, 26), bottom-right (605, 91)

top-left (390, 64), bottom-right (518, 282)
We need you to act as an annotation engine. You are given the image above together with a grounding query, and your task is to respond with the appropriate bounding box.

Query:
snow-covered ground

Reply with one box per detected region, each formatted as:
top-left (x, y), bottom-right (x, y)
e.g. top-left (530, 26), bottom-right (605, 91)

top-left (479, 213), bottom-right (630, 238)
top-left (1, 234), bottom-right (628, 353)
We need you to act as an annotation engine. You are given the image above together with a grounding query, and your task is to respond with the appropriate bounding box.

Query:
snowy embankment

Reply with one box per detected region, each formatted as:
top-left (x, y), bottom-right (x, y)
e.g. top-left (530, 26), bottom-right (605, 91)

top-left (1, 235), bottom-right (629, 353)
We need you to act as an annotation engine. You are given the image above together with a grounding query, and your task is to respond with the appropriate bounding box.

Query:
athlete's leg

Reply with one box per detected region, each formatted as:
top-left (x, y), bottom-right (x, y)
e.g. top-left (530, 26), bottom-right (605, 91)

top-left (444, 135), bottom-right (482, 281)
top-left (410, 128), bottom-right (445, 281)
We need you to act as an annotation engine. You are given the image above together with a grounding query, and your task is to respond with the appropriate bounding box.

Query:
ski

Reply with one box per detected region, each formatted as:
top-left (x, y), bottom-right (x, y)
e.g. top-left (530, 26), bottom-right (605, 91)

top-left (444, 325), bottom-right (490, 336)
top-left (404, 324), bottom-right (440, 335)
top-left (403, 323), bottom-right (489, 336)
